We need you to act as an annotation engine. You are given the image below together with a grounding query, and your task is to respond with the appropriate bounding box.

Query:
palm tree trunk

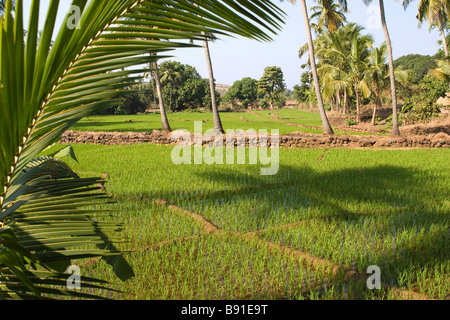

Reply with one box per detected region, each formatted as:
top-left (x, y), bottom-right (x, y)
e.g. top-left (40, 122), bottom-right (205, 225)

top-left (343, 89), bottom-right (349, 115)
top-left (301, 0), bottom-right (334, 135)
top-left (355, 86), bottom-right (361, 122)
top-left (379, 0), bottom-right (400, 136)
top-left (440, 25), bottom-right (449, 59)
top-left (336, 90), bottom-right (341, 113)
top-left (152, 61), bottom-right (171, 132)
top-left (151, 75), bottom-right (157, 106)
top-left (169, 85), bottom-right (173, 112)
top-left (202, 34), bottom-right (224, 133)
top-left (371, 103), bottom-right (377, 125)
top-left (372, 85), bottom-right (381, 125)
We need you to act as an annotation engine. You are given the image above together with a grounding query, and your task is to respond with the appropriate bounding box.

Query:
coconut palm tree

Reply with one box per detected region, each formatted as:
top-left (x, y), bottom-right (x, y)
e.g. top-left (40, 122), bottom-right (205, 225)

top-left (309, 0), bottom-right (348, 112)
top-left (367, 43), bottom-right (390, 124)
top-left (378, 0), bottom-right (401, 135)
top-left (333, 0), bottom-right (400, 134)
top-left (202, 34), bottom-right (225, 134)
top-left (0, 0), bottom-right (285, 299)
top-left (152, 59), bottom-right (172, 132)
top-left (317, 24), bottom-right (374, 122)
top-left (310, 0), bottom-right (348, 34)
top-left (123, 9), bottom-right (173, 132)
top-left (159, 61), bottom-right (182, 112)
top-left (355, 0), bottom-right (400, 135)
top-left (193, 3), bottom-right (225, 133)
top-left (286, 0), bottom-right (335, 135)
top-left (404, 0), bottom-right (450, 58)
top-left (314, 23), bottom-right (360, 113)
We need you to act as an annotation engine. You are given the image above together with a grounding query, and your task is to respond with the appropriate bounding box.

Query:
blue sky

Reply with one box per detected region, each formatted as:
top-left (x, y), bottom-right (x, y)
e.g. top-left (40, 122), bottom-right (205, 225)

top-left (24, 1), bottom-right (442, 89)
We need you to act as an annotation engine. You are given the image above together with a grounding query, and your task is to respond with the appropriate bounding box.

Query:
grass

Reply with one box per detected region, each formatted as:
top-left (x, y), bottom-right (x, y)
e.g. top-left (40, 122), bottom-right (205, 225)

top-left (44, 143), bottom-right (450, 300)
top-left (70, 109), bottom-right (385, 136)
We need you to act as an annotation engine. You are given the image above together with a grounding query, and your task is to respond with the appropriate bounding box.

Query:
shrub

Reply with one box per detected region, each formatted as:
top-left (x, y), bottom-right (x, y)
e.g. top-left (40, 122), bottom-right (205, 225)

top-left (259, 98), bottom-right (270, 109)
top-left (344, 119), bottom-right (358, 126)
top-left (400, 74), bottom-right (448, 124)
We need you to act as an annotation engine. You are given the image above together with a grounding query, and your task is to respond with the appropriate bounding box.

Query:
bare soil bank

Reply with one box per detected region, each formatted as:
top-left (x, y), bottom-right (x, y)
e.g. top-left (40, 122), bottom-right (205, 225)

top-left (60, 129), bottom-right (450, 149)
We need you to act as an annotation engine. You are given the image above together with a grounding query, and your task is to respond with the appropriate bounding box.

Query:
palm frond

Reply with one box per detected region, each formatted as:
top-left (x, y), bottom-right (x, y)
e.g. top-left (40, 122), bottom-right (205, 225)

top-left (0, 0), bottom-right (286, 299)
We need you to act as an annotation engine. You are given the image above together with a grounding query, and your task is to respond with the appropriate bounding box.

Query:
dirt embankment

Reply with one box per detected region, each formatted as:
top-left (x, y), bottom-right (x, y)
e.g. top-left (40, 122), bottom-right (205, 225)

top-left (60, 129), bottom-right (450, 149)
top-left (400, 120), bottom-right (450, 136)
top-left (328, 106), bottom-right (450, 134)
top-left (60, 109), bottom-right (450, 149)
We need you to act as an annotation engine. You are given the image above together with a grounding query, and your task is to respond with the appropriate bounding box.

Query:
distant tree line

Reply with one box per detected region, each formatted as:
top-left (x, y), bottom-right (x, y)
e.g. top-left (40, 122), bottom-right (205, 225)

top-left (99, 64), bottom-right (291, 115)
top-left (97, 61), bottom-right (221, 115)
top-left (99, 49), bottom-right (448, 127)
top-left (223, 66), bottom-right (287, 110)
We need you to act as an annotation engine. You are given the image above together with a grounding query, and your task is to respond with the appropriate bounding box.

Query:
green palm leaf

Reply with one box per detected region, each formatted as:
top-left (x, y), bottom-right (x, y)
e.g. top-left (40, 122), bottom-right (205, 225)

top-left (0, 0), bottom-right (285, 299)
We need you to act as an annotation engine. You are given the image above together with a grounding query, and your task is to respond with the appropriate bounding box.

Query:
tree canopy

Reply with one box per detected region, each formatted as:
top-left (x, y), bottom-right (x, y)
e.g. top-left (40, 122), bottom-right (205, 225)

top-left (223, 77), bottom-right (259, 109)
top-left (258, 66), bottom-right (287, 109)
top-left (393, 54), bottom-right (438, 84)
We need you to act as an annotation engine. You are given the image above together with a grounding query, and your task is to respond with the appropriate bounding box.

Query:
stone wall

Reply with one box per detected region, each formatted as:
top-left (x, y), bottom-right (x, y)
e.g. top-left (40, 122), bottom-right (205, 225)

top-left (60, 130), bottom-right (450, 149)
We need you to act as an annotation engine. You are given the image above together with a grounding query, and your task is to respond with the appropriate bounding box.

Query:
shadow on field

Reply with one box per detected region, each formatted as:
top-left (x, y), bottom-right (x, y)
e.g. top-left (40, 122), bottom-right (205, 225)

top-left (194, 164), bottom-right (449, 295)
top-left (72, 121), bottom-right (159, 132)
top-left (194, 163), bottom-right (444, 218)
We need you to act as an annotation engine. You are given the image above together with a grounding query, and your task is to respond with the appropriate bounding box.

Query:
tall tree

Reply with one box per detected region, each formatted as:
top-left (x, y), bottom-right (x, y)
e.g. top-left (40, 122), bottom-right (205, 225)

top-left (202, 33), bottom-right (225, 133)
top-left (286, 0), bottom-right (335, 134)
top-left (367, 43), bottom-right (390, 124)
top-left (361, 0), bottom-right (400, 135)
top-left (317, 24), bottom-right (373, 122)
top-left (193, 2), bottom-right (225, 133)
top-left (404, 0), bottom-right (450, 58)
top-left (125, 9), bottom-right (173, 132)
top-left (331, 0), bottom-right (400, 134)
top-left (258, 66), bottom-right (286, 109)
top-left (151, 59), bottom-right (172, 132)
top-left (378, 0), bottom-right (400, 135)
top-left (159, 61), bottom-right (182, 112)
top-left (310, 0), bottom-right (347, 34)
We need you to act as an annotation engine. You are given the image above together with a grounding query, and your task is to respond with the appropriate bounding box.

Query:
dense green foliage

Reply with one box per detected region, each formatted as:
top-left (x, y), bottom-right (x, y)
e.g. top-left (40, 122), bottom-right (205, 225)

top-left (393, 54), bottom-right (438, 84)
top-left (158, 61), bottom-right (220, 112)
top-left (397, 73), bottom-right (448, 125)
top-left (258, 66), bottom-right (287, 109)
top-left (294, 72), bottom-right (314, 103)
top-left (224, 67), bottom-right (288, 110)
top-left (223, 77), bottom-right (259, 109)
top-left (98, 62), bottom-right (223, 115)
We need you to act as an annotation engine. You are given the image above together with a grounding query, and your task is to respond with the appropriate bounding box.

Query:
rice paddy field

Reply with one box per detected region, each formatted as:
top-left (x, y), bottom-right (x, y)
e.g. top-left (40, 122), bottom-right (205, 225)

top-left (71, 109), bottom-right (383, 136)
top-left (48, 142), bottom-right (450, 300)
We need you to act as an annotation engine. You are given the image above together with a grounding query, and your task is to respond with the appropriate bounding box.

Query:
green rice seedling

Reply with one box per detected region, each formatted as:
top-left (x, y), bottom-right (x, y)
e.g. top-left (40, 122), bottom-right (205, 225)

top-left (45, 143), bottom-right (449, 300)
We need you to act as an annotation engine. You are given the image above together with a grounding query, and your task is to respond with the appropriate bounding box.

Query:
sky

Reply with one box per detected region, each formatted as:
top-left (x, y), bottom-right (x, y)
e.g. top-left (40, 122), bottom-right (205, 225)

top-left (23, 0), bottom-right (442, 89)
